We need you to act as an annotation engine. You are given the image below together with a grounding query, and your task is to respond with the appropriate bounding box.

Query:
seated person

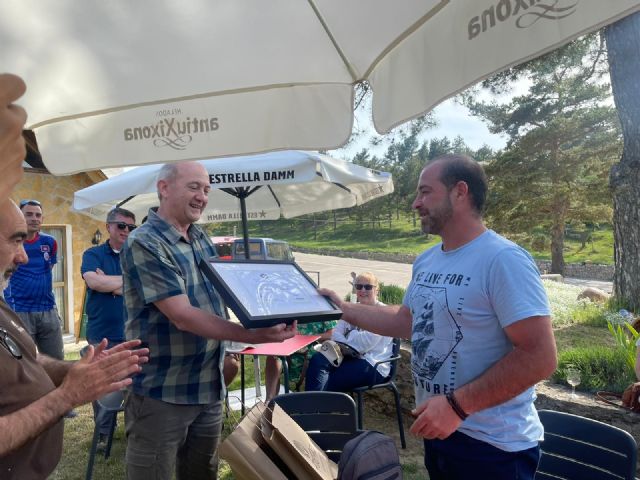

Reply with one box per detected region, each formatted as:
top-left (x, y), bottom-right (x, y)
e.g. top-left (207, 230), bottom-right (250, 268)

top-left (305, 272), bottom-right (394, 392)
top-left (265, 319), bottom-right (336, 400)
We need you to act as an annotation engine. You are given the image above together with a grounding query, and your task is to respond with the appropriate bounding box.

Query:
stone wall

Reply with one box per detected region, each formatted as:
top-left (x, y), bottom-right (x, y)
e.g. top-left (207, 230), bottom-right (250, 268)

top-left (11, 170), bottom-right (105, 334)
top-left (293, 247), bottom-right (613, 281)
top-left (535, 260), bottom-right (614, 281)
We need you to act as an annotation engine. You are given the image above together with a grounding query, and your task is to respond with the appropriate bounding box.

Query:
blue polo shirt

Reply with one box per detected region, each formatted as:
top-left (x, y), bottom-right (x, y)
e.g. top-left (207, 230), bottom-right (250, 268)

top-left (81, 241), bottom-right (125, 344)
top-left (4, 233), bottom-right (57, 312)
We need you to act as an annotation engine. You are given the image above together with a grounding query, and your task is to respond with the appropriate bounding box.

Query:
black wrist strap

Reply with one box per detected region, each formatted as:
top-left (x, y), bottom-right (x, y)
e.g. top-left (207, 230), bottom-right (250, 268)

top-left (446, 390), bottom-right (469, 421)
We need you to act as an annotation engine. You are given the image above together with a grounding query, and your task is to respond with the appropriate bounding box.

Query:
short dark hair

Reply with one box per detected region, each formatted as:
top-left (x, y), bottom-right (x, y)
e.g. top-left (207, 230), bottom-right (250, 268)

top-left (431, 154), bottom-right (487, 213)
top-left (107, 207), bottom-right (136, 224)
top-left (19, 199), bottom-right (42, 210)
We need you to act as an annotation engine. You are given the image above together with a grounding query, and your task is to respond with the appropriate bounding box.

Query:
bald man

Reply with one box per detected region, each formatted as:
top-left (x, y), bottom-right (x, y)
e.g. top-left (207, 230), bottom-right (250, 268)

top-left (122, 161), bottom-right (296, 480)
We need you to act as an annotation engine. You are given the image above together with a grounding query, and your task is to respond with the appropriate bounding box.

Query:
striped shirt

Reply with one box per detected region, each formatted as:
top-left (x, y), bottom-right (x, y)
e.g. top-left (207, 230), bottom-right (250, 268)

top-left (122, 209), bottom-right (225, 404)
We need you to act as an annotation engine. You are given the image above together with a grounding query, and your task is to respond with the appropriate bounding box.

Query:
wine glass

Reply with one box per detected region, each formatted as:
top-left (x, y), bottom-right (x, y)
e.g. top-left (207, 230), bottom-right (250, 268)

top-left (566, 367), bottom-right (581, 398)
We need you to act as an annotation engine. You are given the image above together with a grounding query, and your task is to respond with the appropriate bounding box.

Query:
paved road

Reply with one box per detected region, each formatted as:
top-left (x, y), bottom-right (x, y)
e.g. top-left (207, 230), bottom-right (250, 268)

top-left (295, 252), bottom-right (613, 295)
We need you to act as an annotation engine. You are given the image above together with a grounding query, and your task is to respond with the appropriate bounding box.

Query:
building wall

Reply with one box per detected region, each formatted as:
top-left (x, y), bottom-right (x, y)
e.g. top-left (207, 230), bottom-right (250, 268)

top-left (11, 170), bottom-right (105, 333)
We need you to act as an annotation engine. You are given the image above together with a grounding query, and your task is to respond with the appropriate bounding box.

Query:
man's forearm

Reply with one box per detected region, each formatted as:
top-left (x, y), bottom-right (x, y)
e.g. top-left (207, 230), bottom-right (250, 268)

top-left (0, 387), bottom-right (71, 456)
top-left (161, 301), bottom-right (262, 343)
top-left (83, 272), bottom-right (122, 293)
top-left (455, 336), bottom-right (557, 415)
top-left (37, 355), bottom-right (73, 386)
top-left (339, 302), bottom-right (410, 339)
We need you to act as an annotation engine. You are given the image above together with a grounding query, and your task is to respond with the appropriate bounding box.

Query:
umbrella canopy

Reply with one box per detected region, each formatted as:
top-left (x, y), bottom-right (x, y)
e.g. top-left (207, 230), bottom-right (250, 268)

top-left (2, 1), bottom-right (638, 175)
top-left (73, 151), bottom-right (393, 232)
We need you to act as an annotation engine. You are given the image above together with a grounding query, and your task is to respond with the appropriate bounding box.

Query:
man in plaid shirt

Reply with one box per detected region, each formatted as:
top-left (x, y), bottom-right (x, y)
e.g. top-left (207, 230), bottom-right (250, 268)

top-left (121, 161), bottom-right (296, 480)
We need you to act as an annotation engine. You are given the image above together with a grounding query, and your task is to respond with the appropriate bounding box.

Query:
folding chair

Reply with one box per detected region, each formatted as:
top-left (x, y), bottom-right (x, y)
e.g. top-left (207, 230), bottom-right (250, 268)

top-left (536, 409), bottom-right (638, 480)
top-left (349, 338), bottom-right (406, 448)
top-left (269, 391), bottom-right (360, 462)
top-left (85, 390), bottom-right (125, 480)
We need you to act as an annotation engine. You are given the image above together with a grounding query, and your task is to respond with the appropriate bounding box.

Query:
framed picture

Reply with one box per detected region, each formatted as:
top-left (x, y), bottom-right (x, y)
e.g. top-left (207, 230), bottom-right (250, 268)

top-left (199, 258), bottom-right (342, 328)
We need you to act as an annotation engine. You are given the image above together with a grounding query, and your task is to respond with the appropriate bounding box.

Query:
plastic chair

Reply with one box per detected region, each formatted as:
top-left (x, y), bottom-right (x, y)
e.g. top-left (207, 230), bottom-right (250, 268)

top-left (85, 390), bottom-right (125, 480)
top-left (269, 391), bottom-right (360, 462)
top-left (536, 409), bottom-right (638, 480)
top-left (349, 338), bottom-right (406, 449)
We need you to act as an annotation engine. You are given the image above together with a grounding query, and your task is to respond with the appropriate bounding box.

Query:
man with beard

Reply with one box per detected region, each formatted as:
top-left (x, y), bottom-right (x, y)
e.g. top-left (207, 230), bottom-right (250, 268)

top-left (319, 154), bottom-right (556, 480)
top-left (122, 161), bottom-right (296, 480)
top-left (0, 199), bottom-right (149, 479)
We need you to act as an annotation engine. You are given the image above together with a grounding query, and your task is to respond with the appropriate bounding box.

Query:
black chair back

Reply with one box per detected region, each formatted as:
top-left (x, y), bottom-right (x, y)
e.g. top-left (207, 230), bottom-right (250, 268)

top-left (270, 391), bottom-right (360, 462)
top-left (536, 409), bottom-right (637, 480)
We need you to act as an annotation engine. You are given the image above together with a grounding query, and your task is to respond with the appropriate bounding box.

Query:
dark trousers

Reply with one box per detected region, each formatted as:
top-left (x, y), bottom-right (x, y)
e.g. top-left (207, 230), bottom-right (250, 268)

top-left (125, 393), bottom-right (223, 480)
top-left (304, 353), bottom-right (386, 392)
top-left (424, 431), bottom-right (540, 480)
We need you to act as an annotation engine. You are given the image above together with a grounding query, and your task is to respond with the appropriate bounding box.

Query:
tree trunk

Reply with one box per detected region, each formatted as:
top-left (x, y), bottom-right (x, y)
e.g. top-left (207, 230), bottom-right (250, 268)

top-left (606, 12), bottom-right (640, 310)
top-left (550, 220), bottom-right (565, 275)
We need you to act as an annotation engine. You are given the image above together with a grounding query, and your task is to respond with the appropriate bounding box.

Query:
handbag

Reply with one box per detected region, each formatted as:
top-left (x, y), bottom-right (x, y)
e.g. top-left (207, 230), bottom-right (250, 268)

top-left (596, 382), bottom-right (640, 413)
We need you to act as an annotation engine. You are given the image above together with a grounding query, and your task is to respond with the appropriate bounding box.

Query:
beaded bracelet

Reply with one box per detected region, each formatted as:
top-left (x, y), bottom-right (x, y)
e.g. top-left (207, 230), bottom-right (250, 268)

top-left (446, 390), bottom-right (469, 421)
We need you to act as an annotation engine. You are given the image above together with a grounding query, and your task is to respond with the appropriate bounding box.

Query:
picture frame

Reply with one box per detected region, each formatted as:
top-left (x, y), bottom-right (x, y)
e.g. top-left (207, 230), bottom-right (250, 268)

top-left (199, 258), bottom-right (342, 328)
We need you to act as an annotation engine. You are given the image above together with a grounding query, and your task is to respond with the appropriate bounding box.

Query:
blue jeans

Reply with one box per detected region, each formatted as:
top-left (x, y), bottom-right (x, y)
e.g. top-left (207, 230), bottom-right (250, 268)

top-left (304, 353), bottom-right (386, 392)
top-left (424, 431), bottom-right (540, 480)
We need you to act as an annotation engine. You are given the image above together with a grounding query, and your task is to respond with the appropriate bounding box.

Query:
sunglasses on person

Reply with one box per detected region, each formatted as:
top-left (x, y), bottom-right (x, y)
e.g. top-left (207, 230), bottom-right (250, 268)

top-left (355, 284), bottom-right (376, 291)
top-left (0, 328), bottom-right (22, 359)
top-left (19, 199), bottom-right (42, 208)
top-left (108, 222), bottom-right (137, 232)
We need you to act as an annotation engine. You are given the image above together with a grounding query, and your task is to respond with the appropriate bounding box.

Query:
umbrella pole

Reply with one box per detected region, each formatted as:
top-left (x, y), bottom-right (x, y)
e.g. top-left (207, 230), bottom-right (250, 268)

top-left (239, 192), bottom-right (250, 259)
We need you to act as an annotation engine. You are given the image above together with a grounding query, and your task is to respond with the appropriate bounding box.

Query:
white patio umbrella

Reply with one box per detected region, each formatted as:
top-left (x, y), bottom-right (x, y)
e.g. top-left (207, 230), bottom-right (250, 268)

top-left (73, 150), bottom-right (393, 253)
top-left (2, 1), bottom-right (638, 175)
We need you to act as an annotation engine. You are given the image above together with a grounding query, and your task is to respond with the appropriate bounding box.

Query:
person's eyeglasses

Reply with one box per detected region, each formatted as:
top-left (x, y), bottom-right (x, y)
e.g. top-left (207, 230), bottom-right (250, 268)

top-left (0, 328), bottom-right (22, 359)
top-left (109, 222), bottom-right (137, 232)
top-left (19, 199), bottom-right (41, 208)
top-left (355, 284), bottom-right (376, 291)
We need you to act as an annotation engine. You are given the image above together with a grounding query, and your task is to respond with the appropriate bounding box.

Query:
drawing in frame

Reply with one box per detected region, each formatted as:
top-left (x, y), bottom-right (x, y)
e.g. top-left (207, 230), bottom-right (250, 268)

top-left (199, 258), bottom-right (342, 328)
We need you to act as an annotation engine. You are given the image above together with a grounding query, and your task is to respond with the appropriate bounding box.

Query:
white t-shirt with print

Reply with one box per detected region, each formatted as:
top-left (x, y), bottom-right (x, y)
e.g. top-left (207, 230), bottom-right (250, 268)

top-left (403, 230), bottom-right (551, 452)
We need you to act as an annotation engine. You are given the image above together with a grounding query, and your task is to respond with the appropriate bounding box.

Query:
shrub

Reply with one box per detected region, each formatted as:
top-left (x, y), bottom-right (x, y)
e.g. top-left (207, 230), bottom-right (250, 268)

top-left (378, 283), bottom-right (406, 305)
top-left (552, 346), bottom-right (635, 393)
top-left (606, 317), bottom-right (639, 373)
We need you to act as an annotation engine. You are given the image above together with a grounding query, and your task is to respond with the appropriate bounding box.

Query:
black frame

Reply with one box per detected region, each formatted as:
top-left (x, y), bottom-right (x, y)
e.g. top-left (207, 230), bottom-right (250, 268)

top-left (199, 258), bottom-right (341, 328)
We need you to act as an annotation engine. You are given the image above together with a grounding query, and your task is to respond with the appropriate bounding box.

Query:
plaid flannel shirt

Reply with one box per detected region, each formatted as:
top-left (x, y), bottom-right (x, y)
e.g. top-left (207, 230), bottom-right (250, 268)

top-left (122, 209), bottom-right (225, 404)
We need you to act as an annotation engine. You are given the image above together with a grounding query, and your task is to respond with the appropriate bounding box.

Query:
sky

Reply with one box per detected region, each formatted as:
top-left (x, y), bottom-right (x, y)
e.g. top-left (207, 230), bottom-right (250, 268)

top-left (330, 82), bottom-right (532, 161)
top-left (329, 98), bottom-right (508, 161)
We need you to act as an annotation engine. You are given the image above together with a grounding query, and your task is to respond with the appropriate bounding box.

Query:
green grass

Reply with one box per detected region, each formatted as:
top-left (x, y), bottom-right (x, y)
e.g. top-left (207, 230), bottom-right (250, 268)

top-left (214, 215), bottom-right (614, 264)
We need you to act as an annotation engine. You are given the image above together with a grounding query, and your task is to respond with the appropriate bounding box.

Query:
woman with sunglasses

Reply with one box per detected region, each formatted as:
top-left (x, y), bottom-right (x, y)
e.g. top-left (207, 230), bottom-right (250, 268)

top-left (305, 272), bottom-right (394, 392)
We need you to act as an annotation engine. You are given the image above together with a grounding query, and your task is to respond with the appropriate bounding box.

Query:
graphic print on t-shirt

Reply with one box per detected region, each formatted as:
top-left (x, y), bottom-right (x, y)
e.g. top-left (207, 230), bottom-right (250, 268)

top-left (410, 285), bottom-right (462, 382)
